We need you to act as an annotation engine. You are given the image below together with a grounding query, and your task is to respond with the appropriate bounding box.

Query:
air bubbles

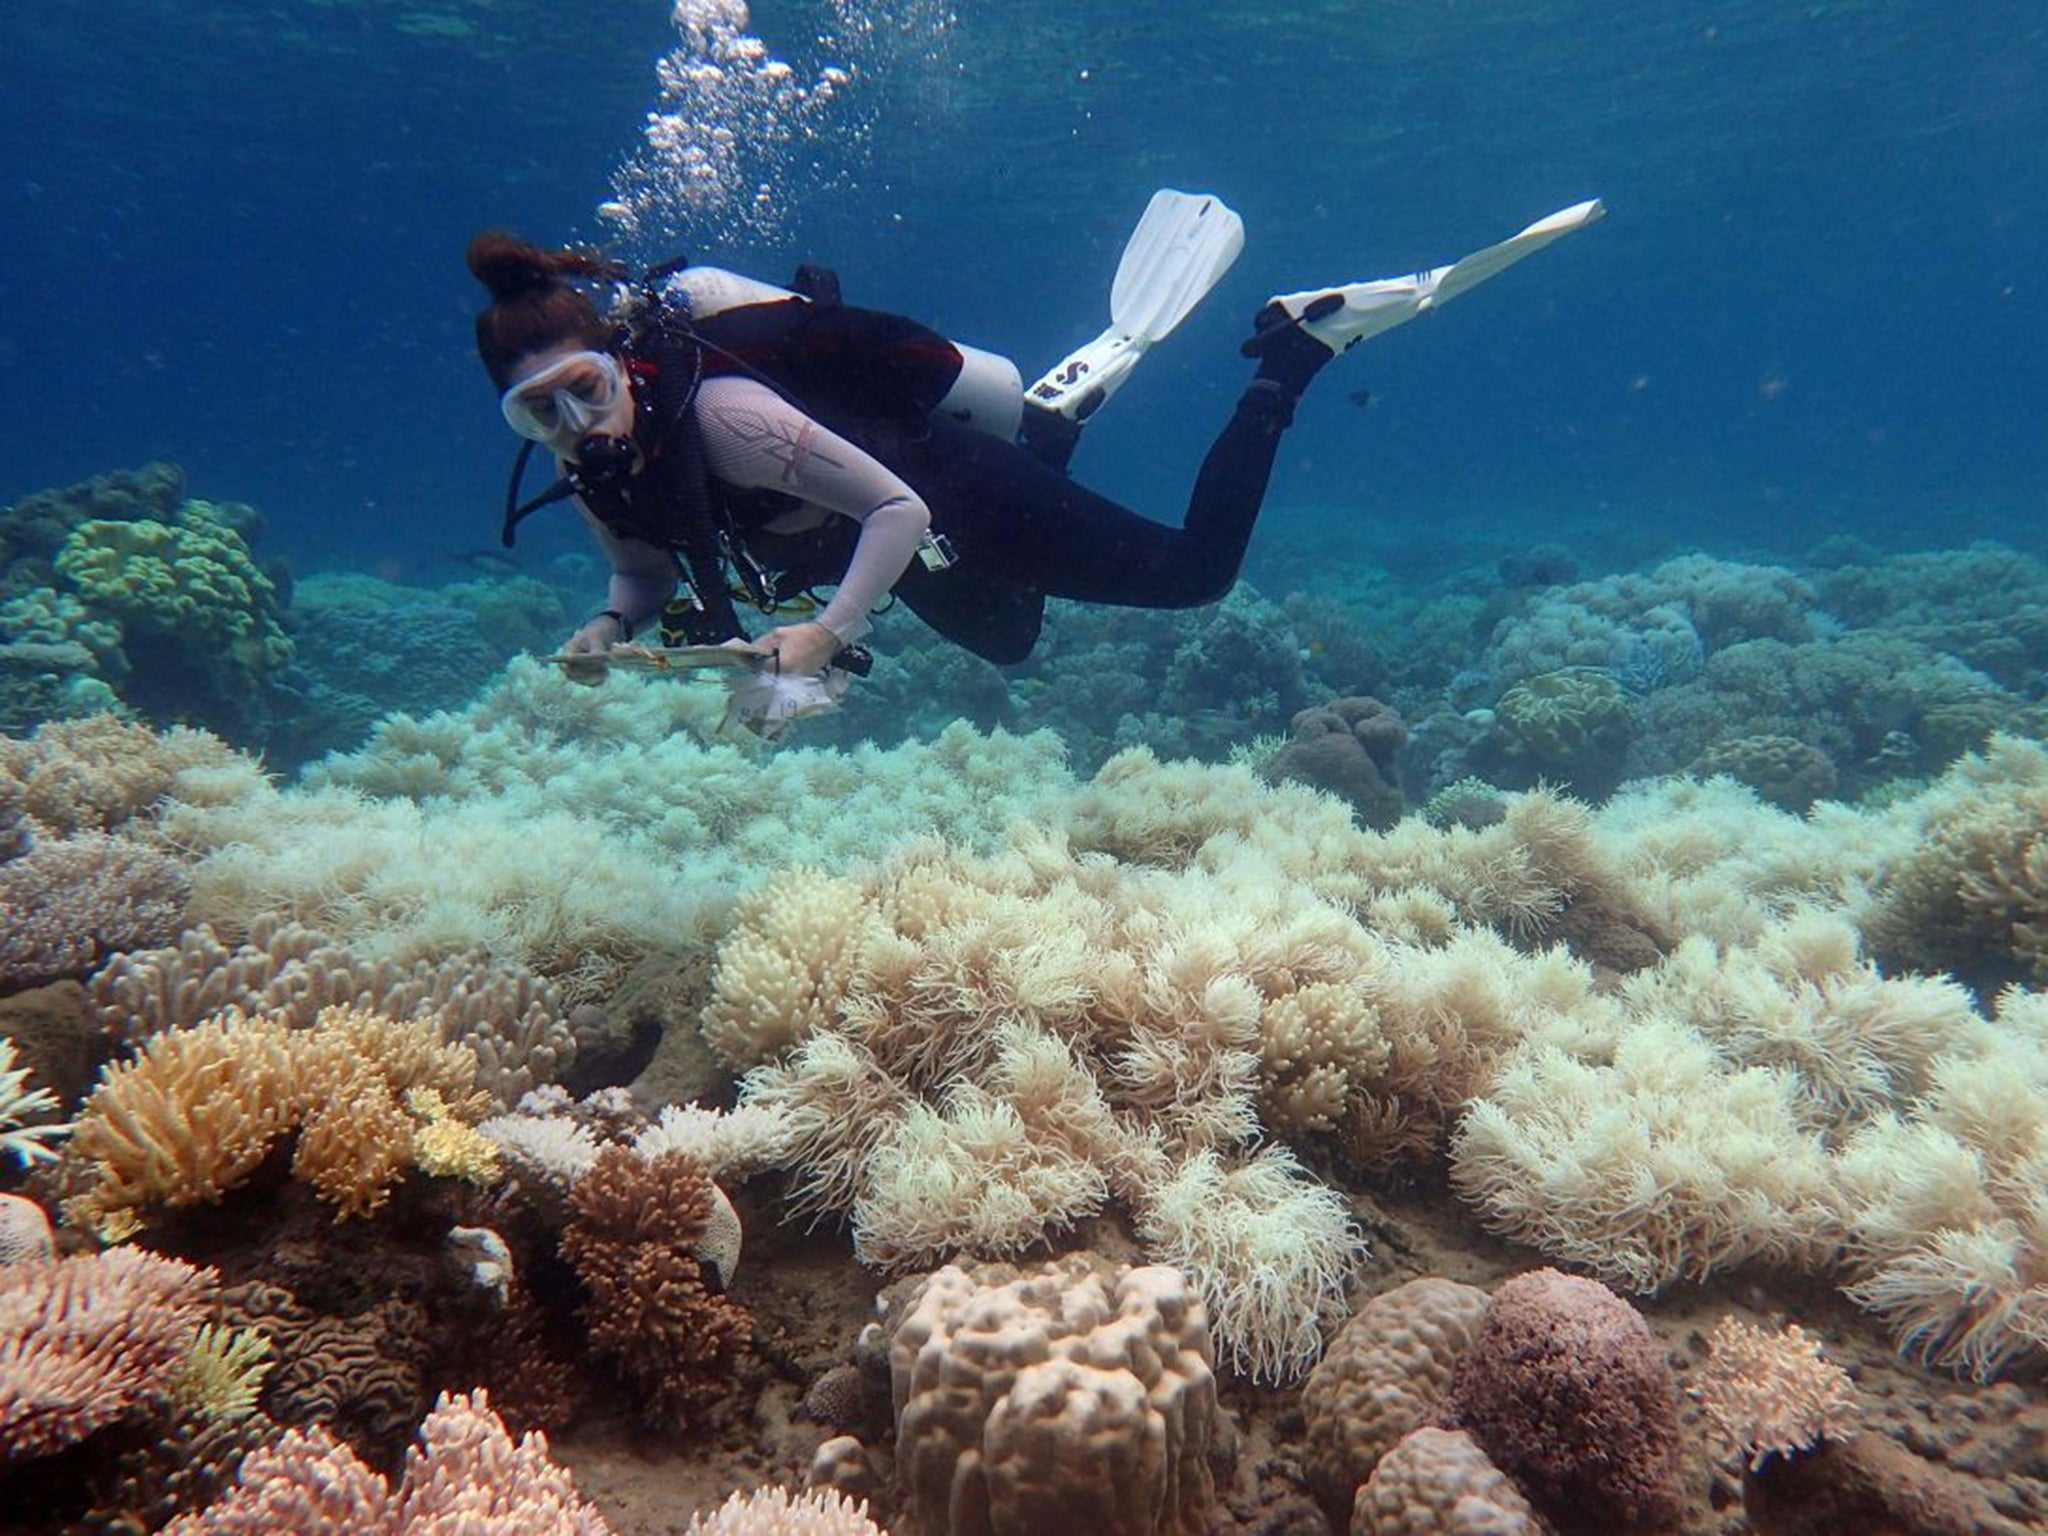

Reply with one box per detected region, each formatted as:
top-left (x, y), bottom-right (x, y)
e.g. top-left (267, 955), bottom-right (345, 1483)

top-left (603, 2), bottom-right (953, 252)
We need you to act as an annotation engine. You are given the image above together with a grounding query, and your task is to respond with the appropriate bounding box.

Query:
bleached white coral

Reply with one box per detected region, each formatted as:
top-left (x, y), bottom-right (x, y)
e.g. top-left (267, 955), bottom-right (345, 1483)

top-left (0, 1039), bottom-right (66, 1167)
top-left (478, 1111), bottom-right (601, 1189)
top-left (682, 1485), bottom-right (886, 1535)
top-left (853, 1088), bottom-right (1109, 1270)
top-left (633, 1101), bottom-right (795, 1179)
top-left (1451, 1020), bottom-right (1844, 1291)
top-left (1837, 998), bottom-right (2048, 1378)
top-left (1135, 1145), bottom-right (1366, 1384)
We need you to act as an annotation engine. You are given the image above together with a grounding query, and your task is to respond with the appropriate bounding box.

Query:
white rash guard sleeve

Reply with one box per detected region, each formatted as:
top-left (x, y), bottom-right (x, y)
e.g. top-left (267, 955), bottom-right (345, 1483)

top-left (692, 375), bottom-right (931, 640)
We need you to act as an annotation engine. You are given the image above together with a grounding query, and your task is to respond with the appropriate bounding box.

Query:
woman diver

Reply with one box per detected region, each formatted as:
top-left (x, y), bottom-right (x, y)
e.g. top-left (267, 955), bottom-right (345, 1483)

top-left (467, 194), bottom-right (1602, 725)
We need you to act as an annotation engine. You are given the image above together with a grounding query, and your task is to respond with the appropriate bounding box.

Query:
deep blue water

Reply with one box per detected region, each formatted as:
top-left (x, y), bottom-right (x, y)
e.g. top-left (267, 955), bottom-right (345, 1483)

top-left (6, 1), bottom-right (2044, 581)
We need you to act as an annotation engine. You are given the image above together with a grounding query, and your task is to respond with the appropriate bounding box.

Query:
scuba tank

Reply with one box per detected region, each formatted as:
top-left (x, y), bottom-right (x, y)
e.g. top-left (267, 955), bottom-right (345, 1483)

top-left (657, 266), bottom-right (1025, 442)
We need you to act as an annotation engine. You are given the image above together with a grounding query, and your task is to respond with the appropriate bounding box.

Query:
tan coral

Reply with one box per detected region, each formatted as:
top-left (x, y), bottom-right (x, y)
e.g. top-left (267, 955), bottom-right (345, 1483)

top-left (67, 1009), bottom-right (305, 1221)
top-left (887, 1255), bottom-right (1217, 1536)
top-left (1690, 1316), bottom-right (1859, 1469)
top-left (1300, 1277), bottom-right (1494, 1528)
top-left (1350, 1426), bottom-right (1540, 1536)
top-left (67, 1004), bottom-right (495, 1225)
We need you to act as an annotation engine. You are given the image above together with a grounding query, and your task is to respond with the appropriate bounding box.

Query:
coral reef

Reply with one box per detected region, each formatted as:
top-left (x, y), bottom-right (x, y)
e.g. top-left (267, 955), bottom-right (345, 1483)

top-left (884, 1256), bottom-right (1217, 1536)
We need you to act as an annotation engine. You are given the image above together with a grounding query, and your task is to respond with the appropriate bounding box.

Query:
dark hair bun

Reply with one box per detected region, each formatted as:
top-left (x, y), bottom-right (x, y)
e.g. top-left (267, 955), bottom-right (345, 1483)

top-left (467, 231), bottom-right (560, 301)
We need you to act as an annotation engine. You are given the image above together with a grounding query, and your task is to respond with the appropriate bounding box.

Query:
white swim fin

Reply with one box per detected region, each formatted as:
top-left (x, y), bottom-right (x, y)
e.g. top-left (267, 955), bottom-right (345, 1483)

top-left (1250, 198), bottom-right (1606, 358)
top-left (1028, 189), bottom-right (1246, 425)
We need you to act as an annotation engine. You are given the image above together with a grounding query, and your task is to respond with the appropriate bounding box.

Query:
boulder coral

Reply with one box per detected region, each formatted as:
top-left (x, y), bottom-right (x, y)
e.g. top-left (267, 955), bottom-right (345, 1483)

top-left (1262, 696), bottom-right (1408, 830)
top-left (884, 1256), bottom-right (1217, 1536)
top-left (1300, 1277), bottom-right (1493, 1529)
top-left (1434, 1268), bottom-right (1686, 1534)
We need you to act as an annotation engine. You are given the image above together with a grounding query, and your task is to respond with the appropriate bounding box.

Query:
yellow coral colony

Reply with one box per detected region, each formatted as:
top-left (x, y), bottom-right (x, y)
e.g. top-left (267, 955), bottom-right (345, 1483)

top-left (66, 1004), bottom-right (498, 1229)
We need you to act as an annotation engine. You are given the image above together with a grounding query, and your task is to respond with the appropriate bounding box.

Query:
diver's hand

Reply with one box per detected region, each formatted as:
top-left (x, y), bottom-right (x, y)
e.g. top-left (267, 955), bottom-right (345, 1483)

top-left (756, 620), bottom-right (842, 677)
top-left (559, 612), bottom-right (626, 686)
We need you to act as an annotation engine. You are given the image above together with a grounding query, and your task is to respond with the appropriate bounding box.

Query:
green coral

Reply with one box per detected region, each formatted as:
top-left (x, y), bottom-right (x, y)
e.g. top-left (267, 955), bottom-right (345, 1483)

top-left (167, 1323), bottom-right (275, 1422)
top-left (1493, 667), bottom-right (1633, 786)
top-left (54, 501), bottom-right (293, 737)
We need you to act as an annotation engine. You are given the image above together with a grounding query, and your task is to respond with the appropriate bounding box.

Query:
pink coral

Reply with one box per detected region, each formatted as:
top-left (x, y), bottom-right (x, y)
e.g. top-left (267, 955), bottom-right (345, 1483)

top-left (165, 1388), bottom-right (611, 1534)
top-left (0, 1246), bottom-right (216, 1465)
top-left (1436, 1268), bottom-right (1686, 1535)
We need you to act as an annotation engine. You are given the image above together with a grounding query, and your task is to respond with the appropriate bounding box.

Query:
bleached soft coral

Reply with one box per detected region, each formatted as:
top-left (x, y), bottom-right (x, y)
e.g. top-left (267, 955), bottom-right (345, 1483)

top-left (1135, 1145), bottom-right (1366, 1383)
top-left (853, 1088), bottom-right (1109, 1271)
top-left (1690, 1317), bottom-right (1859, 1469)
top-left (1837, 999), bottom-right (2048, 1378)
top-left (1617, 915), bottom-right (1988, 1123)
top-left (1451, 1020), bottom-right (1843, 1291)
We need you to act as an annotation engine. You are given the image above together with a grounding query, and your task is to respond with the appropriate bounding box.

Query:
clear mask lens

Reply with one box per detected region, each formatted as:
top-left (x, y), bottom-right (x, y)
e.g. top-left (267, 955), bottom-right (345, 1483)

top-left (501, 351), bottom-right (625, 442)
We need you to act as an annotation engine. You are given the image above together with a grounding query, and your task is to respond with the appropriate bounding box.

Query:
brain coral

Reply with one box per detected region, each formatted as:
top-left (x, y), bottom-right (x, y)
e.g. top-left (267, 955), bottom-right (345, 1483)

top-left (1300, 1277), bottom-right (1493, 1529)
top-left (886, 1255), bottom-right (1217, 1536)
top-left (1436, 1269), bottom-right (1686, 1535)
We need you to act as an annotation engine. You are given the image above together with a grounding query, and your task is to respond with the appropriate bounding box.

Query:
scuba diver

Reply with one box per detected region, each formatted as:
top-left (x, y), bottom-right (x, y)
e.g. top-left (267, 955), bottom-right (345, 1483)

top-left (468, 192), bottom-right (1603, 735)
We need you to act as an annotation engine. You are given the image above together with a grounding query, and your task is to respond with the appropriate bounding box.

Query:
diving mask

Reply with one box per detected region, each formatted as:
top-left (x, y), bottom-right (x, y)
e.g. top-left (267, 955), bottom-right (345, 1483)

top-left (500, 351), bottom-right (627, 442)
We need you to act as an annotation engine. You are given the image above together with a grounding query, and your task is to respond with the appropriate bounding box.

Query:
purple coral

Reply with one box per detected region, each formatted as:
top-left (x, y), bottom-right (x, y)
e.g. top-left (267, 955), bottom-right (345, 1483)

top-left (1437, 1268), bottom-right (1687, 1534)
